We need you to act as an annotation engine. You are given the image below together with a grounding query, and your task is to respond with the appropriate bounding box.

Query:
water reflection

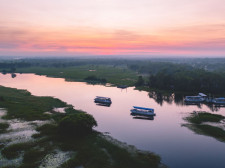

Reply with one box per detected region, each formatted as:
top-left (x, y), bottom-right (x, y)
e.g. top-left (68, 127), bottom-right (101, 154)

top-left (148, 91), bottom-right (181, 106)
top-left (95, 103), bottom-right (112, 107)
top-left (148, 91), bottom-right (224, 112)
top-left (11, 73), bottom-right (16, 78)
top-left (184, 102), bottom-right (202, 108)
top-left (131, 115), bottom-right (155, 120)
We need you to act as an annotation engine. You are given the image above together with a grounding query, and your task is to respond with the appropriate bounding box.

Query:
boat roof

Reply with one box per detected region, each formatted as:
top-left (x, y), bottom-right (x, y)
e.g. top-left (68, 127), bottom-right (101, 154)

top-left (185, 96), bottom-right (202, 98)
top-left (96, 96), bottom-right (111, 99)
top-left (198, 93), bottom-right (207, 97)
top-left (215, 97), bottom-right (225, 100)
top-left (133, 106), bottom-right (154, 110)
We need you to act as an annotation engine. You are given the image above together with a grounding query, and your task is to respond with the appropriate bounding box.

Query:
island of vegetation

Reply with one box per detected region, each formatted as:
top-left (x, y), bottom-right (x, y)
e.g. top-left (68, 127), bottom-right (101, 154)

top-left (0, 86), bottom-right (164, 168)
top-left (183, 112), bottom-right (225, 143)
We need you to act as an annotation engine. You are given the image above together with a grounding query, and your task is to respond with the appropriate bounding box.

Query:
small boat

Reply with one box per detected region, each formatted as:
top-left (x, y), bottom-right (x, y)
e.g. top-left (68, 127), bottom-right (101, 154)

top-left (212, 98), bottom-right (225, 105)
top-left (184, 96), bottom-right (205, 103)
top-left (94, 96), bottom-right (112, 104)
top-left (130, 106), bottom-right (155, 116)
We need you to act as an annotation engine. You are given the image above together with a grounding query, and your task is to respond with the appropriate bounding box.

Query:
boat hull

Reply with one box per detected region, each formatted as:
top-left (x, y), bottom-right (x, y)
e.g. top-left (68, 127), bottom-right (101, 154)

top-left (130, 109), bottom-right (155, 116)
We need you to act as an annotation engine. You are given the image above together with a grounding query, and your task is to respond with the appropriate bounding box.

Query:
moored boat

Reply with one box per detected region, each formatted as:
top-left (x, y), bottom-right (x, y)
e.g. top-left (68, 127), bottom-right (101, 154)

top-left (94, 96), bottom-right (112, 104)
top-left (212, 98), bottom-right (225, 105)
top-left (184, 96), bottom-right (205, 103)
top-left (130, 106), bottom-right (155, 116)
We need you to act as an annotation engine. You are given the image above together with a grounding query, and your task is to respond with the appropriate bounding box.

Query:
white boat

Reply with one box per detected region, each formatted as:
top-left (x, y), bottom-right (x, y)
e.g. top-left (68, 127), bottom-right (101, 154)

top-left (130, 106), bottom-right (155, 116)
top-left (94, 96), bottom-right (112, 104)
top-left (184, 96), bottom-right (205, 103)
top-left (212, 98), bottom-right (225, 105)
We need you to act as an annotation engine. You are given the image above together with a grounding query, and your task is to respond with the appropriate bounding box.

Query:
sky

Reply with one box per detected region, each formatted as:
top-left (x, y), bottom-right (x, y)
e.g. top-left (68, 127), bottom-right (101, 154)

top-left (0, 0), bottom-right (225, 58)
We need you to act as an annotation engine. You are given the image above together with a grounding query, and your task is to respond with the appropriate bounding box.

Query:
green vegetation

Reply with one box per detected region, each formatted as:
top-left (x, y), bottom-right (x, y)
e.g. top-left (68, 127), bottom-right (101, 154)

top-left (84, 75), bottom-right (107, 84)
top-left (0, 86), bottom-right (67, 121)
top-left (184, 112), bottom-right (225, 143)
top-left (148, 69), bottom-right (225, 94)
top-left (0, 86), bottom-right (163, 168)
top-left (185, 112), bottom-right (225, 124)
top-left (2, 142), bottom-right (34, 159)
top-left (0, 122), bottom-right (9, 133)
top-left (16, 65), bottom-right (137, 86)
top-left (59, 113), bottom-right (98, 136)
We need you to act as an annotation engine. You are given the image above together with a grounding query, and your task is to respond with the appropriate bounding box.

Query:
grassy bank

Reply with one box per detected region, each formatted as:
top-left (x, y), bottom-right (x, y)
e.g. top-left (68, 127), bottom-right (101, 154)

top-left (184, 112), bottom-right (225, 142)
top-left (0, 86), bottom-right (163, 168)
top-left (0, 86), bottom-right (67, 121)
top-left (16, 65), bottom-right (138, 86)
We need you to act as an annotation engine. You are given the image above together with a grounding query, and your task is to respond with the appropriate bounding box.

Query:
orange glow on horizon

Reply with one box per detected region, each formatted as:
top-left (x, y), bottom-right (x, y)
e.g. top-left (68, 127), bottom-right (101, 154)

top-left (0, 0), bottom-right (225, 57)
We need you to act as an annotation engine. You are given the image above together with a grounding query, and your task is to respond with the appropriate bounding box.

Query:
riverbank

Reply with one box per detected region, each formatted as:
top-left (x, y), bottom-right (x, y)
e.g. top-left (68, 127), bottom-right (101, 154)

top-left (0, 86), bottom-right (164, 168)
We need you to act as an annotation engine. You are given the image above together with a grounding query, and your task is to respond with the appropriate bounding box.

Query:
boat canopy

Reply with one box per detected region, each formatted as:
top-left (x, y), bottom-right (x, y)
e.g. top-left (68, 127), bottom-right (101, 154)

top-left (133, 106), bottom-right (154, 111)
top-left (96, 96), bottom-right (111, 99)
top-left (185, 96), bottom-right (202, 98)
top-left (198, 93), bottom-right (207, 97)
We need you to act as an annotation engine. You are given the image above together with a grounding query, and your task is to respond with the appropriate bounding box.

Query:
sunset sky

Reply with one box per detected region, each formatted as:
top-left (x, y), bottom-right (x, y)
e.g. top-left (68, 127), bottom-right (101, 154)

top-left (0, 0), bottom-right (225, 57)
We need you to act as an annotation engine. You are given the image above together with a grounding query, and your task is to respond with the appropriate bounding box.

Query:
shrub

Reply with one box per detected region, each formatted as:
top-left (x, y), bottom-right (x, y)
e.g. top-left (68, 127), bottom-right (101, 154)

top-left (58, 113), bottom-right (97, 137)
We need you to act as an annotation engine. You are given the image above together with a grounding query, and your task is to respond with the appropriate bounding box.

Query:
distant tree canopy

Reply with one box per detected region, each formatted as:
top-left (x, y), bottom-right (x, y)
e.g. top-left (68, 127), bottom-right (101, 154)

top-left (148, 69), bottom-right (225, 94)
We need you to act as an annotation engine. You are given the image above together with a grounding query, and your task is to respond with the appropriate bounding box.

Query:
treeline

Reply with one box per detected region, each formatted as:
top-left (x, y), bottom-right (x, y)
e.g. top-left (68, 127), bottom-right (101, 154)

top-left (1, 57), bottom-right (225, 72)
top-left (128, 62), bottom-right (194, 74)
top-left (147, 69), bottom-right (225, 94)
top-left (127, 61), bottom-right (225, 94)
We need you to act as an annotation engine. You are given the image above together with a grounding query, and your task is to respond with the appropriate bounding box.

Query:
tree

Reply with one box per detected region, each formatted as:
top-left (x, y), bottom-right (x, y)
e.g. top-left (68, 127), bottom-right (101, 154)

top-left (135, 76), bottom-right (144, 87)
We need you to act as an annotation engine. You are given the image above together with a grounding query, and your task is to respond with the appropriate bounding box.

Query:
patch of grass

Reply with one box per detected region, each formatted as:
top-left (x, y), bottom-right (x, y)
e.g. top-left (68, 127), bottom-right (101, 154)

top-left (1, 142), bottom-right (34, 159)
top-left (0, 86), bottom-right (67, 121)
top-left (186, 112), bottom-right (225, 124)
top-left (21, 148), bottom-right (47, 168)
top-left (0, 122), bottom-right (9, 133)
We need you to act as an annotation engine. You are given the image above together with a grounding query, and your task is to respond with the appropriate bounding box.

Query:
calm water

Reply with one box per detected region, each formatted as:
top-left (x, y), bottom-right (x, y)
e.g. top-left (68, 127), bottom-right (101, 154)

top-left (1, 73), bottom-right (225, 168)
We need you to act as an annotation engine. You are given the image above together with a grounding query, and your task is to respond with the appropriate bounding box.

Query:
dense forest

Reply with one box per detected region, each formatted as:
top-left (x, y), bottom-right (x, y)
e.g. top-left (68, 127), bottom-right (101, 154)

top-left (1, 57), bottom-right (225, 94)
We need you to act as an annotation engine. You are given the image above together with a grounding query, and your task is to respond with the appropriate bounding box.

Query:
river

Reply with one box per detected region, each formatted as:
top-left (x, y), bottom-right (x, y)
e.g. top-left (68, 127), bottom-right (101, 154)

top-left (1, 73), bottom-right (225, 168)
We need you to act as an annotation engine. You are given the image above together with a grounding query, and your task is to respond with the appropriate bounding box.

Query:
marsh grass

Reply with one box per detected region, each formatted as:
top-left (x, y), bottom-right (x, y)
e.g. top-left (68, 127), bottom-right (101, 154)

top-left (184, 112), bottom-right (225, 143)
top-left (21, 148), bottom-right (48, 168)
top-left (186, 112), bottom-right (225, 124)
top-left (0, 86), bottom-right (67, 121)
top-left (1, 142), bottom-right (34, 159)
top-left (0, 122), bottom-right (9, 133)
top-left (17, 65), bottom-right (138, 86)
